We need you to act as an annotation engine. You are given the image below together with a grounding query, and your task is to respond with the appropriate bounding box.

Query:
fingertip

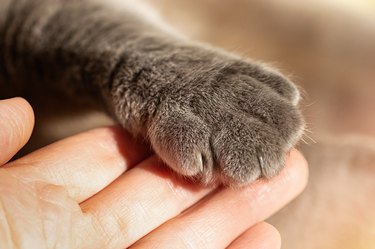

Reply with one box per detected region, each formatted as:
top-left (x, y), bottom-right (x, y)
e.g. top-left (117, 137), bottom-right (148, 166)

top-left (257, 222), bottom-right (282, 249)
top-left (228, 222), bottom-right (281, 249)
top-left (285, 148), bottom-right (309, 195)
top-left (0, 97), bottom-right (35, 164)
top-left (1, 97), bottom-right (35, 127)
top-left (13, 97), bottom-right (34, 121)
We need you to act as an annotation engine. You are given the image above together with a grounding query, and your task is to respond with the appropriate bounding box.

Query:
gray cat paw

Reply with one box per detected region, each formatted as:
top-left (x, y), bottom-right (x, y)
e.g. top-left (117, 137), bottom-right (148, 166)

top-left (147, 58), bottom-right (304, 186)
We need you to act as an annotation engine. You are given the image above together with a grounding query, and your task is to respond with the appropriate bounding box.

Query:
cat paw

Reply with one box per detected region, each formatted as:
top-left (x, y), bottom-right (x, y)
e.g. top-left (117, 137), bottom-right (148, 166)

top-left (147, 57), bottom-right (304, 186)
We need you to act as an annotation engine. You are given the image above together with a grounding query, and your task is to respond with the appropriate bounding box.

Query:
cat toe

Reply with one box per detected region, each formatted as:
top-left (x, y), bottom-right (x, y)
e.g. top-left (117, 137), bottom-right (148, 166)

top-left (148, 105), bottom-right (214, 182)
top-left (211, 115), bottom-right (288, 185)
top-left (226, 60), bottom-right (301, 105)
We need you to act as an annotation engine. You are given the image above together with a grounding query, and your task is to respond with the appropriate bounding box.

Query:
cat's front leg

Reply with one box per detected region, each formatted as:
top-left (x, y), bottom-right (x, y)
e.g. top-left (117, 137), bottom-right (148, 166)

top-left (0, 0), bottom-right (304, 185)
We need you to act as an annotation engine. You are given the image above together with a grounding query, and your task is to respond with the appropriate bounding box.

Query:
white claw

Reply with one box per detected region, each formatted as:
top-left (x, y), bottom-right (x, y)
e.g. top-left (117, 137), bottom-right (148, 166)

top-left (196, 152), bottom-right (204, 173)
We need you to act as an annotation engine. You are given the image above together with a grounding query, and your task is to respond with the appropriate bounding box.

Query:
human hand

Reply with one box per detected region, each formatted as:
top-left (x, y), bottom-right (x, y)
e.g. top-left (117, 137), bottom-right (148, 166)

top-left (0, 97), bottom-right (308, 249)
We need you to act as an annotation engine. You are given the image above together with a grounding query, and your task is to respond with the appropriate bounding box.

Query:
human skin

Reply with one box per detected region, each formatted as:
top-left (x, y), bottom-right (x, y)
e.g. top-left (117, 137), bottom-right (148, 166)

top-left (0, 97), bottom-right (308, 249)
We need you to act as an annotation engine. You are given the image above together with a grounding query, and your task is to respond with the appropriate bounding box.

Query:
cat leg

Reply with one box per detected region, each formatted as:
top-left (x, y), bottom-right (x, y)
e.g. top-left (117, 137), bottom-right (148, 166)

top-left (0, 0), bottom-right (304, 185)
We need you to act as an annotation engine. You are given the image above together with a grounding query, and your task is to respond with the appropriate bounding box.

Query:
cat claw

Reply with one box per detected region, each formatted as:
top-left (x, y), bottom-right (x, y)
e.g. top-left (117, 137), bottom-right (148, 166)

top-left (257, 154), bottom-right (265, 177)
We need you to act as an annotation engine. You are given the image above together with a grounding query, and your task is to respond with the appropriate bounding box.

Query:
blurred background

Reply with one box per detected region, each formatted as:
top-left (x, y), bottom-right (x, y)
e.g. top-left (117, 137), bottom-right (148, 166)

top-left (139, 0), bottom-right (375, 248)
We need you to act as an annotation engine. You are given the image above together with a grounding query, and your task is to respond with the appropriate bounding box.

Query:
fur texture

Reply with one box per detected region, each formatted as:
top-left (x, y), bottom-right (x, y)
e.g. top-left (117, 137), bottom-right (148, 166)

top-left (0, 0), bottom-right (304, 185)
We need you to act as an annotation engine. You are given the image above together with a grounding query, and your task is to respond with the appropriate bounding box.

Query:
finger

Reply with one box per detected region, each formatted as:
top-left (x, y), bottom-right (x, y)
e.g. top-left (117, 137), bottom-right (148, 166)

top-left (79, 156), bottom-right (214, 249)
top-left (227, 222), bottom-right (281, 249)
top-left (5, 126), bottom-right (151, 202)
top-left (0, 97), bottom-right (34, 165)
top-left (130, 149), bottom-right (308, 249)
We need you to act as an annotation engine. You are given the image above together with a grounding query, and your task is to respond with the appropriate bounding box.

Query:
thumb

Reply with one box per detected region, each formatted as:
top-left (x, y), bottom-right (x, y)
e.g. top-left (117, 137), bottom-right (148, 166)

top-left (0, 97), bottom-right (34, 165)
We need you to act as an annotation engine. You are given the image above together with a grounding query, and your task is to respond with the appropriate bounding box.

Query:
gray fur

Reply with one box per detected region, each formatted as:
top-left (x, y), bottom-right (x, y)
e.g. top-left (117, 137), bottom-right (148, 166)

top-left (0, 0), bottom-right (304, 185)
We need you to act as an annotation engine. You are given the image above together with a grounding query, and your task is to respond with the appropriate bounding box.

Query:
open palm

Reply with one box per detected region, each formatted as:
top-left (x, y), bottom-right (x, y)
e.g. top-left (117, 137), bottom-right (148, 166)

top-left (0, 98), bottom-right (308, 249)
